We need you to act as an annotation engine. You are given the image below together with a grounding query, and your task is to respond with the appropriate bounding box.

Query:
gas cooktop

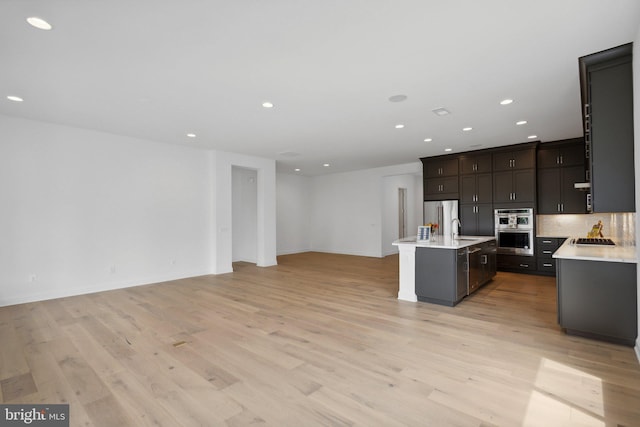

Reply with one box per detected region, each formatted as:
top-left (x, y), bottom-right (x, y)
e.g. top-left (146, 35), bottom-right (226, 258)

top-left (573, 237), bottom-right (616, 246)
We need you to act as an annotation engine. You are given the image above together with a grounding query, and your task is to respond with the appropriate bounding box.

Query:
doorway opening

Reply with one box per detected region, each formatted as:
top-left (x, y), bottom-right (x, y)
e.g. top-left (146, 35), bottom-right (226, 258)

top-left (398, 187), bottom-right (408, 239)
top-left (232, 166), bottom-right (258, 266)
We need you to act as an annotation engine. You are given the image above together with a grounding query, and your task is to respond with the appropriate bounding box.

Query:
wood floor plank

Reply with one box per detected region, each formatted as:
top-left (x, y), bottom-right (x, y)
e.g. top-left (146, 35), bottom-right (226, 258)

top-left (1, 252), bottom-right (639, 426)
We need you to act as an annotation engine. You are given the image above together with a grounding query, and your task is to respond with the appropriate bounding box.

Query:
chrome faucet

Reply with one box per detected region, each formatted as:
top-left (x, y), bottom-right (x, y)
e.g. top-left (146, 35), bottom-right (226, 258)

top-left (451, 218), bottom-right (462, 239)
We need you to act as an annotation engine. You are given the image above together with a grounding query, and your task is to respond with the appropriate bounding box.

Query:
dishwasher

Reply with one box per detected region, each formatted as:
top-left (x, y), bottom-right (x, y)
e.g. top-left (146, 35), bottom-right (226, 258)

top-left (455, 249), bottom-right (469, 300)
top-left (467, 246), bottom-right (482, 294)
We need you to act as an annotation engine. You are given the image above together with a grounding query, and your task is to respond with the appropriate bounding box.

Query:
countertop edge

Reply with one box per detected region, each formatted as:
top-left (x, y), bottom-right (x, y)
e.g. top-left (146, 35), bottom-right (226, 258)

top-left (552, 238), bottom-right (638, 264)
top-left (393, 235), bottom-right (496, 250)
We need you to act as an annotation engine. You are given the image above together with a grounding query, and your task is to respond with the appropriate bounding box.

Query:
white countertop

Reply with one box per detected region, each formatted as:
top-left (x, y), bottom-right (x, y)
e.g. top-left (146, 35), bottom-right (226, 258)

top-left (393, 235), bottom-right (496, 250)
top-left (552, 238), bottom-right (637, 264)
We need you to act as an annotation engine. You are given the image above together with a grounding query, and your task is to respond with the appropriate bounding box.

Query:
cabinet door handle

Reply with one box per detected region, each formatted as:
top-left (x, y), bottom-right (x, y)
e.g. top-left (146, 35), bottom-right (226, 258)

top-left (557, 203), bottom-right (561, 212)
top-left (519, 264), bottom-right (529, 268)
top-left (561, 203), bottom-right (564, 212)
top-left (542, 240), bottom-right (552, 244)
top-left (559, 155), bottom-right (563, 165)
top-left (543, 263), bottom-right (553, 267)
top-left (543, 250), bottom-right (552, 254)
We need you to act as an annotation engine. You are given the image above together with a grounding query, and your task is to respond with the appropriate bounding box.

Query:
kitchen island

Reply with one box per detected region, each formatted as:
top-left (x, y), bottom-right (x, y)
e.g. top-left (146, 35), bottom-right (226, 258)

top-left (553, 238), bottom-right (638, 346)
top-left (393, 235), bottom-right (496, 306)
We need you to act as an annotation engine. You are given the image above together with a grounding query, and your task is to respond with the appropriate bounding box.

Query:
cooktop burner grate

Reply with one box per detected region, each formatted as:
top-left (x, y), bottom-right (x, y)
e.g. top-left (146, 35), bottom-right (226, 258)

top-left (574, 237), bottom-right (616, 246)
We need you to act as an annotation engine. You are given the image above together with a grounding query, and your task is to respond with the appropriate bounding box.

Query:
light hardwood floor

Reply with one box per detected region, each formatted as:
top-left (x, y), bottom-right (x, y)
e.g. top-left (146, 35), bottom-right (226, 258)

top-left (1, 252), bottom-right (639, 426)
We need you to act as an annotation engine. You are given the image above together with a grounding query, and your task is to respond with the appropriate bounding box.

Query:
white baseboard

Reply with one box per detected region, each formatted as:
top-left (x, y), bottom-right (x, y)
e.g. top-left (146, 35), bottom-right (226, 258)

top-left (276, 248), bottom-right (312, 256)
top-left (309, 247), bottom-right (383, 258)
top-left (0, 269), bottom-right (212, 308)
top-left (635, 338), bottom-right (640, 364)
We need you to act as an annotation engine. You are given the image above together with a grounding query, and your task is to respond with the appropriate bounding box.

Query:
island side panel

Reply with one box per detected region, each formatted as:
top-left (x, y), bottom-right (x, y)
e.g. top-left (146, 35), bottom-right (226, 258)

top-left (557, 258), bottom-right (638, 346)
top-left (397, 244), bottom-right (418, 302)
top-left (415, 247), bottom-right (459, 306)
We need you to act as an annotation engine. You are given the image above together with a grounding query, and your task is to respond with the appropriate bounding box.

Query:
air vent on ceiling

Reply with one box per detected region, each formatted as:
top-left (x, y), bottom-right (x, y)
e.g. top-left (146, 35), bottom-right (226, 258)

top-left (432, 107), bottom-right (450, 116)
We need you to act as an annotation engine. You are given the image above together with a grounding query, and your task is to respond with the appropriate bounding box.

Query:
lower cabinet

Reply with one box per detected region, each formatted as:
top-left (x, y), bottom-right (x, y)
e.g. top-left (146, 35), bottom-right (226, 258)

top-left (469, 241), bottom-right (497, 293)
top-left (415, 241), bottom-right (496, 306)
top-left (557, 258), bottom-right (637, 346)
top-left (497, 254), bottom-right (537, 273)
top-left (536, 237), bottom-right (567, 275)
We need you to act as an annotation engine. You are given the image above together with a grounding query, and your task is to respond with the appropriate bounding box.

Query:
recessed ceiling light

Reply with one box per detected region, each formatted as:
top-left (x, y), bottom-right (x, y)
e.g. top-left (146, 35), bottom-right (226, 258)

top-left (395, 124), bottom-right (405, 129)
top-left (262, 102), bottom-right (273, 108)
top-left (462, 127), bottom-right (472, 132)
top-left (295, 168), bottom-right (301, 172)
top-left (432, 107), bottom-right (450, 116)
top-left (444, 148), bottom-right (453, 152)
top-left (186, 133), bottom-right (196, 138)
top-left (388, 94), bottom-right (407, 103)
top-left (516, 120), bottom-right (527, 125)
top-left (500, 99), bottom-right (513, 105)
top-left (528, 135), bottom-right (538, 139)
top-left (7, 95), bottom-right (23, 102)
top-left (26, 17), bottom-right (52, 30)
top-left (424, 138), bottom-right (433, 142)
top-left (323, 163), bottom-right (330, 167)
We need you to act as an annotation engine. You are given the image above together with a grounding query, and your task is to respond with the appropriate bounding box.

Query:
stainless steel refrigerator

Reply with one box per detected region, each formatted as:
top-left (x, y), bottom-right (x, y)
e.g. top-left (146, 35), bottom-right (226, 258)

top-left (423, 200), bottom-right (459, 238)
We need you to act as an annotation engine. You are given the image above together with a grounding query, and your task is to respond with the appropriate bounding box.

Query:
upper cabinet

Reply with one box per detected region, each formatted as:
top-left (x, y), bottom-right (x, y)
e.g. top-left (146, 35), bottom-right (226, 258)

top-left (492, 145), bottom-right (537, 207)
top-left (537, 139), bottom-right (587, 214)
top-left (493, 149), bottom-right (535, 172)
top-left (422, 156), bottom-right (459, 201)
top-left (459, 153), bottom-right (492, 175)
top-left (423, 156), bottom-right (459, 178)
top-left (579, 43), bottom-right (635, 213)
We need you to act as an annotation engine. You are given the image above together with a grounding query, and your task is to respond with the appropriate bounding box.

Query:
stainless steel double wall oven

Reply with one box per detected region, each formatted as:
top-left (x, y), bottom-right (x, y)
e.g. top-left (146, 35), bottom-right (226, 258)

top-left (494, 208), bottom-right (534, 256)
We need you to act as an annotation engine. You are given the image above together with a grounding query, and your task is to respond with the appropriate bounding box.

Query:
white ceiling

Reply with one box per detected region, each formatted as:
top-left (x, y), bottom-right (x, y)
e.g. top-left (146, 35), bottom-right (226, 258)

top-left (1, 1), bottom-right (639, 175)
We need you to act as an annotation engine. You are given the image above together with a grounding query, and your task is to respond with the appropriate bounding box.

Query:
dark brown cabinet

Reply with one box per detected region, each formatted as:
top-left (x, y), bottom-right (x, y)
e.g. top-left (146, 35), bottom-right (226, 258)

top-left (492, 146), bottom-right (536, 208)
top-left (460, 174), bottom-right (492, 204)
top-left (493, 169), bottom-right (535, 206)
top-left (536, 237), bottom-right (567, 275)
top-left (423, 157), bottom-right (459, 178)
top-left (537, 141), bottom-right (586, 169)
top-left (557, 258), bottom-right (637, 346)
top-left (424, 176), bottom-right (459, 200)
top-left (460, 204), bottom-right (494, 236)
top-left (422, 156), bottom-right (459, 201)
top-left (459, 152), bottom-right (493, 235)
top-left (497, 254), bottom-right (537, 273)
top-left (459, 153), bottom-right (492, 174)
top-left (580, 43), bottom-right (635, 213)
top-left (493, 149), bottom-right (535, 172)
top-left (537, 139), bottom-right (587, 214)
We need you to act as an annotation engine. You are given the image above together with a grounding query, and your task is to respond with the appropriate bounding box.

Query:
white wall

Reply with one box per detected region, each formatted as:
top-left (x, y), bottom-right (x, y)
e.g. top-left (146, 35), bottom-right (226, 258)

top-left (381, 174), bottom-right (422, 256)
top-left (232, 167), bottom-right (258, 263)
top-left (310, 162), bottom-right (422, 258)
top-left (633, 26), bottom-right (640, 362)
top-left (0, 115), bottom-right (212, 306)
top-left (276, 173), bottom-right (312, 255)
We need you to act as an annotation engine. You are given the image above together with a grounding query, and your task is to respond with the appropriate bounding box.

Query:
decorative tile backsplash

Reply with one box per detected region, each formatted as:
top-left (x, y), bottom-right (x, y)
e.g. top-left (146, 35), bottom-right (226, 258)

top-left (537, 213), bottom-right (636, 244)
